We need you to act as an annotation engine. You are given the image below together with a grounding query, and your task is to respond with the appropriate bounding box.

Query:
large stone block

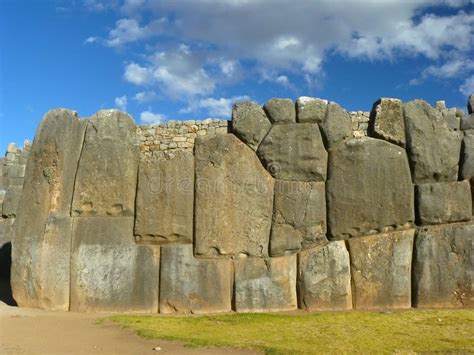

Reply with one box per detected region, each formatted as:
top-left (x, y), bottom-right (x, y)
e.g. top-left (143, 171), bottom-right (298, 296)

top-left (415, 181), bottom-right (472, 225)
top-left (70, 217), bottom-right (160, 313)
top-left (461, 114), bottom-right (474, 130)
top-left (347, 230), bottom-right (414, 310)
top-left (461, 130), bottom-right (474, 180)
top-left (404, 100), bottom-right (463, 183)
top-left (270, 180), bottom-right (327, 256)
top-left (2, 186), bottom-right (22, 217)
top-left (195, 134), bottom-right (274, 258)
top-left (263, 98), bottom-right (295, 124)
top-left (327, 137), bottom-right (414, 239)
top-left (0, 217), bottom-right (14, 247)
top-left (369, 98), bottom-right (405, 147)
top-left (319, 102), bottom-right (352, 148)
top-left (134, 150), bottom-right (193, 245)
top-left (71, 110), bottom-right (139, 217)
top-left (296, 97), bottom-right (328, 123)
top-left (257, 123), bottom-right (327, 181)
top-left (234, 255), bottom-right (297, 312)
top-left (297, 241), bottom-right (352, 311)
top-left (232, 102), bottom-right (272, 150)
top-left (11, 109), bottom-right (87, 310)
top-left (160, 245), bottom-right (232, 314)
top-left (413, 223), bottom-right (473, 308)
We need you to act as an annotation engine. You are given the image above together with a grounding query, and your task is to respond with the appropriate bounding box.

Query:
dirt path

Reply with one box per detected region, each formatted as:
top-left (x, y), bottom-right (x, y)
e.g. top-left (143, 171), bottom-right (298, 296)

top-left (0, 302), bottom-right (259, 355)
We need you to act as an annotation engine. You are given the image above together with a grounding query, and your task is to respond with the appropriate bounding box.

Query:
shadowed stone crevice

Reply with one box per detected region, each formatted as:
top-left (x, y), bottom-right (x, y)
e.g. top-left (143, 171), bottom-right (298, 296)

top-left (0, 242), bottom-right (17, 306)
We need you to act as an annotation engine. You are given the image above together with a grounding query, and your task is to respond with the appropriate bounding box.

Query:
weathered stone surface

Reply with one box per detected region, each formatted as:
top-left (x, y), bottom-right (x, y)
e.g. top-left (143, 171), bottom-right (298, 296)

top-left (348, 230), bottom-right (415, 310)
top-left (468, 94), bottom-right (473, 114)
top-left (0, 218), bottom-right (14, 246)
top-left (415, 181), bottom-right (472, 225)
top-left (134, 150), bottom-right (193, 245)
top-left (461, 114), bottom-right (474, 130)
top-left (413, 223), bottom-right (474, 308)
top-left (442, 108), bottom-right (461, 131)
top-left (257, 123), bottom-right (327, 181)
top-left (296, 97), bottom-right (328, 123)
top-left (160, 245), bottom-right (232, 314)
top-left (71, 110), bottom-right (139, 217)
top-left (327, 137), bottom-right (414, 239)
top-left (270, 180), bottom-right (327, 256)
top-left (461, 130), bottom-right (474, 180)
top-left (70, 217), bottom-right (160, 313)
top-left (297, 241), bottom-right (352, 311)
top-left (319, 102), bottom-right (352, 148)
top-left (2, 186), bottom-right (22, 217)
top-left (404, 100), bottom-right (463, 183)
top-left (369, 98), bottom-right (405, 147)
top-left (11, 109), bottom-right (87, 310)
top-left (195, 134), bottom-right (274, 258)
top-left (232, 102), bottom-right (272, 150)
top-left (263, 98), bottom-right (296, 124)
top-left (234, 255), bottom-right (297, 312)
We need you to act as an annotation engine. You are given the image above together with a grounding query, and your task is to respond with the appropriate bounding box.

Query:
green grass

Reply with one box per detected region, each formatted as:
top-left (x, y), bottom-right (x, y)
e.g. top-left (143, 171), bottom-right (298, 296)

top-left (107, 309), bottom-right (474, 354)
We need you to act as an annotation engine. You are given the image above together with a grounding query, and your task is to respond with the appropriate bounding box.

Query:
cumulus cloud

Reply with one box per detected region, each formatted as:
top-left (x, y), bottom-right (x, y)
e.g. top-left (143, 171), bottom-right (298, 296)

top-left (140, 110), bottom-right (166, 124)
top-left (134, 91), bottom-right (158, 103)
top-left (124, 62), bottom-right (151, 85)
top-left (460, 75), bottom-right (474, 96)
top-left (180, 95), bottom-right (250, 117)
top-left (411, 59), bottom-right (474, 85)
top-left (114, 95), bottom-right (128, 111)
top-left (106, 18), bottom-right (166, 47)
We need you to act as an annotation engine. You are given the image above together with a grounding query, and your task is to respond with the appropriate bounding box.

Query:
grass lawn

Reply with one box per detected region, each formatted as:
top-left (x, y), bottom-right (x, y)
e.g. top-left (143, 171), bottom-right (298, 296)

top-left (108, 309), bottom-right (474, 354)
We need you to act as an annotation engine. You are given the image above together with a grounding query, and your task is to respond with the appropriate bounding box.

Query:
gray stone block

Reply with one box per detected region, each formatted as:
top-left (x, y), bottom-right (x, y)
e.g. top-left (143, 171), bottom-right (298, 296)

top-left (468, 94), bottom-right (473, 114)
top-left (297, 241), bottom-right (352, 311)
top-left (234, 255), bottom-right (297, 312)
top-left (461, 130), bottom-right (474, 180)
top-left (369, 98), bottom-right (405, 147)
top-left (461, 114), bottom-right (474, 130)
top-left (413, 223), bottom-right (474, 308)
top-left (263, 98), bottom-right (296, 124)
top-left (2, 186), bottom-right (23, 217)
top-left (0, 217), bottom-right (14, 246)
top-left (415, 181), bottom-right (472, 225)
top-left (347, 230), bottom-right (415, 310)
top-left (319, 102), bottom-right (352, 148)
top-left (232, 102), bottom-right (272, 150)
top-left (296, 97), bottom-right (328, 123)
top-left (160, 245), bottom-right (232, 314)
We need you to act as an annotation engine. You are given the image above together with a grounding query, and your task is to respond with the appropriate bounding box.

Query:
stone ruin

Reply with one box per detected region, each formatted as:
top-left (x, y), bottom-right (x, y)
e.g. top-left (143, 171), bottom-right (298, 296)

top-left (1, 95), bottom-right (473, 313)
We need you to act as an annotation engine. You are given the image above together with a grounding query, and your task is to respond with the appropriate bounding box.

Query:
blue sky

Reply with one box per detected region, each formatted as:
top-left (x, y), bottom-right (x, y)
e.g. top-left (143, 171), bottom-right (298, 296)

top-left (1, 0), bottom-right (473, 149)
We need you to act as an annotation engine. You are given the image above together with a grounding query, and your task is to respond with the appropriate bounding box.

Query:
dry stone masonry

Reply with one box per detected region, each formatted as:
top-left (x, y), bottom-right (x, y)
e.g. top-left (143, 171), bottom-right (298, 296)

top-left (5, 94), bottom-right (474, 313)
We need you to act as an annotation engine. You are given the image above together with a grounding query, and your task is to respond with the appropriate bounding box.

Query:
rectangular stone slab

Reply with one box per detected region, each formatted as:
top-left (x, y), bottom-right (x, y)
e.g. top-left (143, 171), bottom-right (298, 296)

top-left (70, 217), bottom-right (160, 313)
top-left (347, 230), bottom-right (415, 310)
top-left (234, 255), bottom-right (297, 312)
top-left (2, 186), bottom-right (22, 217)
top-left (413, 223), bottom-right (473, 308)
top-left (159, 245), bottom-right (232, 314)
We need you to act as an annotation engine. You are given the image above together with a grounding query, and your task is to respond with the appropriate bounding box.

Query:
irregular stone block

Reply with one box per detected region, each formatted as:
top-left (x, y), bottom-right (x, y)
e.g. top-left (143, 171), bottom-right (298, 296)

top-left (234, 255), bottom-right (297, 312)
top-left (468, 94), bottom-right (473, 114)
top-left (257, 123), bottom-right (327, 181)
top-left (461, 130), bottom-right (474, 180)
top-left (413, 223), bottom-right (474, 308)
top-left (270, 180), bottom-right (327, 256)
top-left (319, 102), bottom-right (352, 148)
top-left (327, 137), bottom-right (414, 239)
top-left (195, 134), bottom-right (273, 258)
top-left (0, 217), bottom-right (14, 247)
top-left (347, 230), bottom-right (415, 310)
top-left (2, 186), bottom-right (22, 217)
top-left (134, 150), bottom-right (193, 245)
top-left (11, 109), bottom-right (87, 310)
top-left (461, 114), bottom-right (474, 130)
top-left (71, 110), bottom-right (139, 217)
top-left (160, 245), bottom-right (231, 314)
top-left (404, 100), bottom-right (463, 183)
top-left (442, 108), bottom-right (461, 131)
top-left (232, 102), bottom-right (272, 150)
top-left (369, 98), bottom-right (405, 147)
top-left (70, 217), bottom-right (160, 313)
top-left (297, 241), bottom-right (352, 311)
top-left (263, 98), bottom-right (296, 124)
top-left (296, 97), bottom-right (328, 123)
top-left (415, 181), bottom-right (472, 225)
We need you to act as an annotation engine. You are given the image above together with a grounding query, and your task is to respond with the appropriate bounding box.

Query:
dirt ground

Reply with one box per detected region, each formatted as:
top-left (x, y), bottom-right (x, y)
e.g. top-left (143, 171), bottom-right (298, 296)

top-left (0, 301), bottom-right (259, 355)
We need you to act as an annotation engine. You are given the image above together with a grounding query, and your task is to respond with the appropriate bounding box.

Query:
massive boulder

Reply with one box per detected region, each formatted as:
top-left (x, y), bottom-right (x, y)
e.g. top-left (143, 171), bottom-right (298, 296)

top-left (404, 100), bottom-right (463, 183)
top-left (257, 123), bottom-right (328, 181)
top-left (461, 130), bottom-right (474, 180)
top-left (234, 255), bottom-right (297, 312)
top-left (297, 241), bottom-right (352, 311)
top-left (347, 230), bottom-right (415, 310)
top-left (194, 134), bottom-right (274, 258)
top-left (134, 150), bottom-right (194, 245)
top-left (71, 110), bottom-right (139, 217)
top-left (413, 223), bottom-right (474, 308)
top-left (160, 245), bottom-right (232, 314)
top-left (369, 98), bottom-right (405, 147)
top-left (11, 109), bottom-right (87, 310)
top-left (327, 137), bottom-right (414, 239)
top-left (263, 98), bottom-right (296, 124)
top-left (319, 102), bottom-right (352, 148)
top-left (70, 217), bottom-right (160, 313)
top-left (232, 102), bottom-right (272, 150)
top-left (415, 181), bottom-right (472, 225)
top-left (296, 97), bottom-right (328, 123)
top-left (270, 180), bottom-right (327, 256)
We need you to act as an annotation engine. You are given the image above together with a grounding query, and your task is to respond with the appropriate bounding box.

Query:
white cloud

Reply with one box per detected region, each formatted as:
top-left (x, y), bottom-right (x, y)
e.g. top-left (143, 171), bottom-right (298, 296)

top-left (106, 18), bottom-right (166, 47)
top-left (124, 63), bottom-right (151, 85)
top-left (114, 95), bottom-right (128, 111)
top-left (83, 0), bottom-right (118, 12)
top-left (134, 91), bottom-right (157, 103)
top-left (140, 110), bottom-right (166, 124)
top-left (180, 95), bottom-right (250, 117)
top-left (410, 58), bottom-right (474, 85)
top-left (84, 36), bottom-right (97, 44)
top-left (460, 75), bottom-right (474, 96)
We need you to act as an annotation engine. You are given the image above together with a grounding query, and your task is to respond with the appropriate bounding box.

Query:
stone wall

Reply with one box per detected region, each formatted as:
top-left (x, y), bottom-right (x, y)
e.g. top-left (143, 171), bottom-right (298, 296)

top-left (8, 95), bottom-right (474, 313)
